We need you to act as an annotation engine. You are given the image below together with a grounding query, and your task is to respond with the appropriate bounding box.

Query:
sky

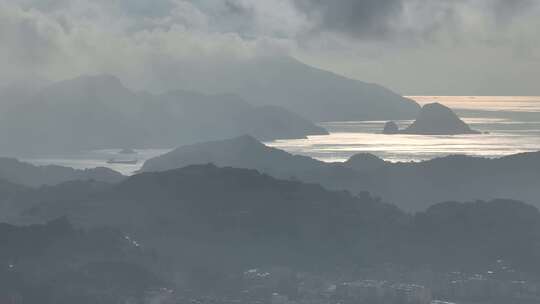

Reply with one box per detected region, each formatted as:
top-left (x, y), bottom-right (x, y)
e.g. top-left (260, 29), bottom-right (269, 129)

top-left (1, 0), bottom-right (539, 95)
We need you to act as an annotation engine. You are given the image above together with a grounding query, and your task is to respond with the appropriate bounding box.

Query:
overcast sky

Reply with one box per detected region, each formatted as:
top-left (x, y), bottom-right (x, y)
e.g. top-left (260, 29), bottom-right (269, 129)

top-left (1, 0), bottom-right (539, 95)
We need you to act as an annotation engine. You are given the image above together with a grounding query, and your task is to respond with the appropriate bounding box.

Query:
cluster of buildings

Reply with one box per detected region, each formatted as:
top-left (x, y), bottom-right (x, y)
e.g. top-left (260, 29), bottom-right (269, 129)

top-left (150, 263), bottom-right (540, 304)
top-left (175, 268), bottom-right (433, 304)
top-left (435, 274), bottom-right (540, 302)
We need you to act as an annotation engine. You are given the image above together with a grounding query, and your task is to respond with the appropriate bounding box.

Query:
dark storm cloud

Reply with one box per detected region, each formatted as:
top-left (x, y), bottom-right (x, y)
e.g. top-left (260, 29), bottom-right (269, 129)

top-left (491, 0), bottom-right (537, 22)
top-left (204, 0), bottom-right (258, 37)
top-left (292, 0), bottom-right (540, 42)
top-left (1, 0), bottom-right (539, 94)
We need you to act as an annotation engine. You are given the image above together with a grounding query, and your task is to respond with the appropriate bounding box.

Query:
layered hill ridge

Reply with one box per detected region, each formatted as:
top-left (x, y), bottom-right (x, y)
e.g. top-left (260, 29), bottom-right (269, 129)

top-left (0, 157), bottom-right (124, 187)
top-left (23, 163), bottom-right (404, 268)
top-left (0, 74), bottom-right (326, 153)
top-left (141, 135), bottom-right (332, 176)
top-left (0, 56), bottom-right (423, 153)
top-left (141, 136), bottom-right (540, 212)
top-left (16, 164), bottom-right (540, 275)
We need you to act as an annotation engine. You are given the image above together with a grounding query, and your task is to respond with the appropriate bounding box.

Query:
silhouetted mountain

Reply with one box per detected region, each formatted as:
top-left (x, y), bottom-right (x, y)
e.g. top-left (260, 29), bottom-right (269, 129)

top-left (23, 164), bottom-right (404, 268)
top-left (384, 103), bottom-right (480, 135)
top-left (3, 180), bottom-right (113, 224)
top-left (17, 166), bottom-right (540, 276)
top-left (142, 135), bottom-right (328, 174)
top-left (0, 218), bottom-right (164, 304)
top-left (141, 135), bottom-right (362, 191)
top-left (0, 157), bottom-right (124, 187)
top-left (139, 90), bottom-right (327, 146)
top-left (141, 136), bottom-right (540, 212)
top-left (180, 56), bottom-right (421, 121)
top-left (410, 199), bottom-right (540, 272)
top-left (0, 75), bottom-right (326, 153)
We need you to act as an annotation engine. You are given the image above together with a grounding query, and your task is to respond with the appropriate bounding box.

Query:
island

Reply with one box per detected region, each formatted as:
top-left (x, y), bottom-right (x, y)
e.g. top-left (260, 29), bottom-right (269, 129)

top-left (383, 102), bottom-right (481, 135)
top-left (382, 121), bottom-right (400, 134)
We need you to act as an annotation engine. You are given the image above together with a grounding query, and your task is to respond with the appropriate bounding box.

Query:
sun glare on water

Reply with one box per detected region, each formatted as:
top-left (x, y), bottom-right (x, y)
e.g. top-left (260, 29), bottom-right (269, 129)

top-left (267, 96), bottom-right (540, 163)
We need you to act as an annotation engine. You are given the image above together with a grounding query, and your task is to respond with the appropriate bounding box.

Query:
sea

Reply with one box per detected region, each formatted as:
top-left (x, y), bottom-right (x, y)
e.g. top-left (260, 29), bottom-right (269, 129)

top-left (266, 96), bottom-right (540, 163)
top-left (19, 96), bottom-right (540, 175)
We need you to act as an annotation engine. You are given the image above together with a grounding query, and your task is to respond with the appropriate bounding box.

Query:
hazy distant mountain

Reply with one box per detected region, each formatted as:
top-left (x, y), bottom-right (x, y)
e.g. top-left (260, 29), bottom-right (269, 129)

top-left (0, 157), bottom-right (124, 187)
top-left (177, 56), bottom-right (421, 122)
top-left (0, 74), bottom-right (326, 153)
top-left (139, 90), bottom-right (327, 146)
top-left (383, 103), bottom-right (480, 135)
top-left (141, 136), bottom-right (540, 212)
top-left (141, 135), bottom-right (362, 190)
top-left (18, 165), bottom-right (540, 275)
top-left (141, 135), bottom-right (333, 176)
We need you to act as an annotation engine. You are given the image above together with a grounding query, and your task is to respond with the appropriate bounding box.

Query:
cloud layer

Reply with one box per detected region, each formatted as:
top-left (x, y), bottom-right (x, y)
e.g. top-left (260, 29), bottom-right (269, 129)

top-left (1, 0), bottom-right (539, 94)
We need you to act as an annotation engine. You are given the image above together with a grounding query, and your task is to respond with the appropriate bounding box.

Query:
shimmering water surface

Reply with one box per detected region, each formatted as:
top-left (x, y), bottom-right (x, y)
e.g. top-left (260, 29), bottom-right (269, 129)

top-left (19, 96), bottom-right (540, 173)
top-left (22, 149), bottom-right (171, 176)
top-left (266, 96), bottom-right (540, 162)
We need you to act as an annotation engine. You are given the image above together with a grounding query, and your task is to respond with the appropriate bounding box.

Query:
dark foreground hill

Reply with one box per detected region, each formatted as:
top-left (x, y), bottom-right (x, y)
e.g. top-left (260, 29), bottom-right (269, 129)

top-left (17, 164), bottom-right (540, 276)
top-left (0, 218), bottom-right (164, 304)
top-left (345, 152), bottom-right (540, 211)
top-left (141, 136), bottom-right (540, 212)
top-left (409, 199), bottom-right (540, 271)
top-left (26, 164), bottom-right (404, 268)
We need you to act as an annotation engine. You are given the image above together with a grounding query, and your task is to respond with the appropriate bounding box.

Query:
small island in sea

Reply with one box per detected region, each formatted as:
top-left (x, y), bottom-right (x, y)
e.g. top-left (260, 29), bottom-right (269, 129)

top-left (383, 102), bottom-right (481, 135)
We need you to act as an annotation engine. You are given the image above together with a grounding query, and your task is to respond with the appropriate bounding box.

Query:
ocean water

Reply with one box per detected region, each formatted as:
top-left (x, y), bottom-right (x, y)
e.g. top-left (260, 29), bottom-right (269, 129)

top-left (19, 96), bottom-right (540, 173)
top-left (266, 96), bottom-right (540, 162)
top-left (21, 149), bottom-right (171, 176)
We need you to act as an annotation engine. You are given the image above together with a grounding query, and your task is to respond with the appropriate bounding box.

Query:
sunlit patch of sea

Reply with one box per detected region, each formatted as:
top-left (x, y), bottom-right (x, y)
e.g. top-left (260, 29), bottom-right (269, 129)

top-left (266, 96), bottom-right (540, 163)
top-left (18, 96), bottom-right (540, 173)
top-left (21, 148), bottom-right (171, 176)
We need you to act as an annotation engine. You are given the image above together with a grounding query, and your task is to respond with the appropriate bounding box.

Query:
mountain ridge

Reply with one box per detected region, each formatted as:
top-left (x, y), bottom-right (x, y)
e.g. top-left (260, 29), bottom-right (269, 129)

top-left (0, 157), bottom-right (124, 187)
top-left (141, 136), bottom-right (540, 212)
top-left (17, 164), bottom-right (540, 275)
top-left (0, 74), bottom-right (327, 153)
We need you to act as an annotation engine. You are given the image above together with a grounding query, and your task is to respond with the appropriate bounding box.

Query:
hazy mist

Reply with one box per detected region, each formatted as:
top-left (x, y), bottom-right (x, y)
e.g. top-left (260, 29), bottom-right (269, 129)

top-left (1, 0), bottom-right (539, 95)
top-left (1, 1), bottom-right (540, 304)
